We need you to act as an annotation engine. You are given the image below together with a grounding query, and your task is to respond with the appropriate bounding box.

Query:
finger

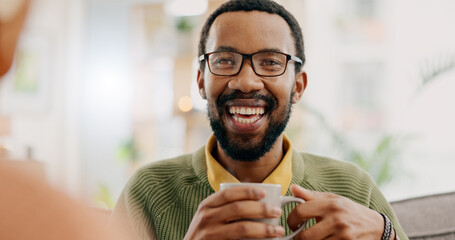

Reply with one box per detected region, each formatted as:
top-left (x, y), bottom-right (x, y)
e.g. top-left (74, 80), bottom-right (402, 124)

top-left (287, 199), bottom-right (337, 230)
top-left (211, 221), bottom-right (285, 240)
top-left (205, 186), bottom-right (266, 208)
top-left (290, 184), bottom-right (336, 201)
top-left (213, 200), bottom-right (282, 223)
top-left (293, 218), bottom-right (334, 240)
top-left (290, 184), bottom-right (316, 201)
top-left (324, 234), bottom-right (338, 240)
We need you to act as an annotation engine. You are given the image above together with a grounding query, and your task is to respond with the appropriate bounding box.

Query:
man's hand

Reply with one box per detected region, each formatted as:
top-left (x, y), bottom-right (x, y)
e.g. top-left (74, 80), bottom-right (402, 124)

top-left (288, 184), bottom-right (385, 240)
top-left (184, 186), bottom-right (285, 240)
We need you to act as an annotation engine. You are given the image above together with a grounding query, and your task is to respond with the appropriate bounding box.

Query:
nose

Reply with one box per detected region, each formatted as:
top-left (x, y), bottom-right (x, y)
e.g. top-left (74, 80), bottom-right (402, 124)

top-left (227, 59), bottom-right (264, 93)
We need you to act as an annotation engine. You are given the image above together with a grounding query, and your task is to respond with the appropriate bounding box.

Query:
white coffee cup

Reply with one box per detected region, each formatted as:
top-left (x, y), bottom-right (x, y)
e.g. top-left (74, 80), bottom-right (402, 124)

top-left (220, 183), bottom-right (307, 240)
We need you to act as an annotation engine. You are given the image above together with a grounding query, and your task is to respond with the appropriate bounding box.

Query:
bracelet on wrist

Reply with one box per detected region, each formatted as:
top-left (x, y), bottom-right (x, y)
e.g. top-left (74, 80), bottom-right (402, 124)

top-left (379, 212), bottom-right (393, 240)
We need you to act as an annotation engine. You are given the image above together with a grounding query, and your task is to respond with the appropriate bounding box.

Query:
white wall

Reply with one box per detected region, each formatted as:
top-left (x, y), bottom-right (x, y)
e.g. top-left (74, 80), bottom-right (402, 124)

top-left (302, 0), bottom-right (455, 201)
top-left (384, 0), bottom-right (455, 200)
top-left (0, 0), bottom-right (85, 196)
top-left (81, 0), bottom-right (135, 202)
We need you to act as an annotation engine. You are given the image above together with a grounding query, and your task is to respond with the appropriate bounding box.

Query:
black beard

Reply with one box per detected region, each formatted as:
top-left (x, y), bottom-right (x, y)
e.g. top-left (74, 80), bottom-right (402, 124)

top-left (208, 91), bottom-right (293, 162)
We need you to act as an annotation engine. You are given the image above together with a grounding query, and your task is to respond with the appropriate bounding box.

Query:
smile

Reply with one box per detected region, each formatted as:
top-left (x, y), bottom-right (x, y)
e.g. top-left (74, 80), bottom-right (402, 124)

top-left (228, 106), bottom-right (265, 125)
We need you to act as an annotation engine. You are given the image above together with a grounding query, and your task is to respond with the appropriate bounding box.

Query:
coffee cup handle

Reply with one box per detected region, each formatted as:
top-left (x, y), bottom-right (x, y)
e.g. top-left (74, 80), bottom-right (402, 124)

top-left (277, 196), bottom-right (307, 240)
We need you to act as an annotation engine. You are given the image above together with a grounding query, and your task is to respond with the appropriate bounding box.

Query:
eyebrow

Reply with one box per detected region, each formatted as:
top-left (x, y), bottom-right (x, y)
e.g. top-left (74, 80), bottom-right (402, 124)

top-left (214, 46), bottom-right (284, 53)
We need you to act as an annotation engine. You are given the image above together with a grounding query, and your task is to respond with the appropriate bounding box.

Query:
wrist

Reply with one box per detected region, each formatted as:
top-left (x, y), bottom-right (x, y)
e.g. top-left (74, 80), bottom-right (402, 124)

top-left (379, 212), bottom-right (393, 240)
top-left (391, 227), bottom-right (399, 240)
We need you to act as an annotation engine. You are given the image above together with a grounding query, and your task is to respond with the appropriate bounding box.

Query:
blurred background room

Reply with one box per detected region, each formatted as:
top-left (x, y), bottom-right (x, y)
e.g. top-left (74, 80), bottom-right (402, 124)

top-left (0, 0), bottom-right (454, 209)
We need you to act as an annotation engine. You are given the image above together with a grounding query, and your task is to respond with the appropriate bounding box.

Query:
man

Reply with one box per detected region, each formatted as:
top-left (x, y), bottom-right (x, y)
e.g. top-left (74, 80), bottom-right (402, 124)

top-left (112, 0), bottom-right (406, 239)
top-left (0, 1), bottom-right (128, 239)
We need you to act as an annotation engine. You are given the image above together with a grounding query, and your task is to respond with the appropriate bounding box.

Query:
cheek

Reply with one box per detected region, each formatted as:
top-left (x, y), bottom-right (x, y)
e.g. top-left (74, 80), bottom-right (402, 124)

top-left (266, 79), bottom-right (295, 102)
top-left (204, 76), bottom-right (227, 99)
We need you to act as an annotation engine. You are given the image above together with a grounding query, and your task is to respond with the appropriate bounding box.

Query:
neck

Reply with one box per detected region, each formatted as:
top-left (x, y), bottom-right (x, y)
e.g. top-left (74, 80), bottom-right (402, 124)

top-left (214, 135), bottom-right (284, 183)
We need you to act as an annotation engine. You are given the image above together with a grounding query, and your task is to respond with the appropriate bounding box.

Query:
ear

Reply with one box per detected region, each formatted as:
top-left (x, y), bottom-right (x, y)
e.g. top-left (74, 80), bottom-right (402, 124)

top-left (197, 69), bottom-right (207, 99)
top-left (291, 71), bottom-right (307, 104)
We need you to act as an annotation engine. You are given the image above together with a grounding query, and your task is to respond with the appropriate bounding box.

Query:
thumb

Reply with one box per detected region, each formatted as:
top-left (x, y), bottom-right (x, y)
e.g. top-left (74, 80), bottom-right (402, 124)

top-left (290, 184), bottom-right (316, 201)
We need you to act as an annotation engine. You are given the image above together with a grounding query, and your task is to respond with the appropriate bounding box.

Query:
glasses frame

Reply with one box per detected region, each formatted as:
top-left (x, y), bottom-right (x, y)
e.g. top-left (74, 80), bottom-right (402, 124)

top-left (198, 51), bottom-right (302, 77)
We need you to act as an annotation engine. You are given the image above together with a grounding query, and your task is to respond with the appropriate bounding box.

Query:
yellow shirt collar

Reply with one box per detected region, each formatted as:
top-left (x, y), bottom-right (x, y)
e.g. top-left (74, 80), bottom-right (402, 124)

top-left (205, 134), bottom-right (293, 195)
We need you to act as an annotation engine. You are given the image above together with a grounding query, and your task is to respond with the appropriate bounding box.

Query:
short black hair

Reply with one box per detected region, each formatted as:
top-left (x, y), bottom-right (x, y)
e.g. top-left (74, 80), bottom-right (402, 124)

top-left (198, 0), bottom-right (305, 72)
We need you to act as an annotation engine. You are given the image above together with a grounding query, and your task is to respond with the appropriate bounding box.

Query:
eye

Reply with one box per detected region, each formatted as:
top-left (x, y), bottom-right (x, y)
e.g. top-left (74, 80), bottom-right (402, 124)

top-left (214, 58), bottom-right (235, 65)
top-left (260, 59), bottom-right (282, 66)
top-left (210, 56), bottom-right (237, 70)
top-left (258, 57), bottom-right (285, 71)
top-left (255, 52), bottom-right (286, 70)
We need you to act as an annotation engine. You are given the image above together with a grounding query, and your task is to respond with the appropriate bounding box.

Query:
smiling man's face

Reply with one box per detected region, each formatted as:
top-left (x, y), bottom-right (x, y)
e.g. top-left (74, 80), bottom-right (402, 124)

top-left (197, 11), bottom-right (306, 162)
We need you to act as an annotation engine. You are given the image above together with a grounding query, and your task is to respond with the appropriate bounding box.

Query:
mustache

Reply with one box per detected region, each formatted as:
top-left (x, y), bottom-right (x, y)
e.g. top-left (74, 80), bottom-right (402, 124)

top-left (216, 91), bottom-right (277, 111)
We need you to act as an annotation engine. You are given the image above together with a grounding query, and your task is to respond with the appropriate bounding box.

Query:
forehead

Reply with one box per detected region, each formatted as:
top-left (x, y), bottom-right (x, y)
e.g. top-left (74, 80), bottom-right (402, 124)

top-left (206, 11), bottom-right (295, 54)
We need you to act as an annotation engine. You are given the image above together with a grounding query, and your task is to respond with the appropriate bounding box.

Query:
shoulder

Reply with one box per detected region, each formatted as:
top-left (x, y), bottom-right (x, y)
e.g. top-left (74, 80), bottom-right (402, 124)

top-left (298, 152), bottom-right (369, 178)
top-left (122, 147), bottom-right (209, 202)
top-left (118, 148), bottom-right (212, 217)
top-left (127, 153), bottom-right (195, 192)
top-left (299, 152), bottom-right (368, 177)
top-left (295, 151), bottom-right (378, 204)
top-left (136, 154), bottom-right (193, 177)
top-left (110, 154), bottom-right (196, 239)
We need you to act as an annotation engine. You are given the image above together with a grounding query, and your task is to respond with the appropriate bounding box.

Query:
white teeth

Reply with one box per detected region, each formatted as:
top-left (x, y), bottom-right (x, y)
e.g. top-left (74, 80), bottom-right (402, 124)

top-left (229, 106), bottom-right (265, 115)
top-left (229, 106), bottom-right (266, 124)
top-left (233, 115), bottom-right (261, 124)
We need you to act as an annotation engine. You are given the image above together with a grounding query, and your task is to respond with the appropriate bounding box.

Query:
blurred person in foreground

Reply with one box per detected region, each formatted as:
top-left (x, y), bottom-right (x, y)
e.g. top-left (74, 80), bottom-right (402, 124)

top-left (0, 0), bottom-right (128, 239)
top-left (111, 0), bottom-right (407, 239)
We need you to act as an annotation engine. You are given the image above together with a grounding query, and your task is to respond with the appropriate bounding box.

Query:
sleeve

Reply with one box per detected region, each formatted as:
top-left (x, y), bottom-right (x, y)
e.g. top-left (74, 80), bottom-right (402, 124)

top-left (369, 183), bottom-right (408, 240)
top-left (109, 174), bottom-right (157, 240)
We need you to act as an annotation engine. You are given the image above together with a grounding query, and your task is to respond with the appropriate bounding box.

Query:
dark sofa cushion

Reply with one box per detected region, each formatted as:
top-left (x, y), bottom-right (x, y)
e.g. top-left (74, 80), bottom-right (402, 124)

top-left (390, 192), bottom-right (455, 240)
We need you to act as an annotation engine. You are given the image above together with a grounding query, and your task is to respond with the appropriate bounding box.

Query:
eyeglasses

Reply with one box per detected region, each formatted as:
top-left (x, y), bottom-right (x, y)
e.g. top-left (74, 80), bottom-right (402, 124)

top-left (199, 51), bottom-right (302, 77)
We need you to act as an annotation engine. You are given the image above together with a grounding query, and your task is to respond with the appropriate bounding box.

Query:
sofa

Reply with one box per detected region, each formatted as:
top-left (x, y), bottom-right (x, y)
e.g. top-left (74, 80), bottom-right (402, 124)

top-left (390, 191), bottom-right (455, 239)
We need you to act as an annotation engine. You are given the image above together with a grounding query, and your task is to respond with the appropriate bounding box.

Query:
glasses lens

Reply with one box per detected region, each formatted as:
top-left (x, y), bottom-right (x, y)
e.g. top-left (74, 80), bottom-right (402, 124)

top-left (252, 52), bottom-right (287, 76)
top-left (208, 52), bottom-right (242, 75)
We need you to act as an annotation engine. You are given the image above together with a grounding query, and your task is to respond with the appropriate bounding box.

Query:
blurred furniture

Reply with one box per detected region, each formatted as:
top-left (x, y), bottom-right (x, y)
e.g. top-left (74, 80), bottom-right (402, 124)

top-left (391, 192), bottom-right (455, 240)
